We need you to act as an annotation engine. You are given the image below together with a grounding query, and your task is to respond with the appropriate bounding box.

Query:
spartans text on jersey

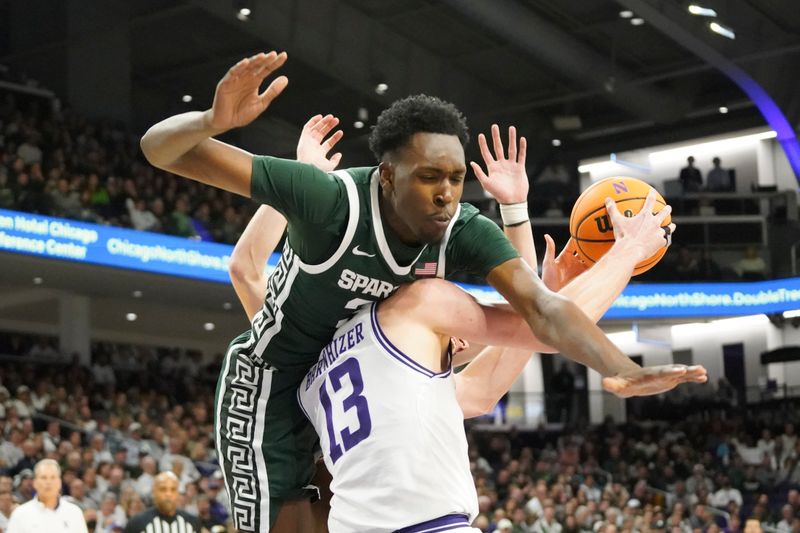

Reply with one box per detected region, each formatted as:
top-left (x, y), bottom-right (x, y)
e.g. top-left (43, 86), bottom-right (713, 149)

top-left (337, 269), bottom-right (397, 298)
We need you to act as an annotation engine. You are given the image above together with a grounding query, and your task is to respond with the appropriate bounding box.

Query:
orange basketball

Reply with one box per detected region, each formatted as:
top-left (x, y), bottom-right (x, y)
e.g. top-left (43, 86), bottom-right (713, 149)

top-left (569, 176), bottom-right (671, 276)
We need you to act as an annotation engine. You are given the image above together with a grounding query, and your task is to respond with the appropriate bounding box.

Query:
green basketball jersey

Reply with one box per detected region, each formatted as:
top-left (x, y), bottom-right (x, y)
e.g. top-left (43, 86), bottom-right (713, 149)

top-left (249, 157), bottom-right (518, 372)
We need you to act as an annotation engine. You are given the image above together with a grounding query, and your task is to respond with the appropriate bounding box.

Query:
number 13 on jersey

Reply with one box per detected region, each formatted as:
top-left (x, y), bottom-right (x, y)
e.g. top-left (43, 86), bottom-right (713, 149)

top-left (319, 358), bottom-right (372, 463)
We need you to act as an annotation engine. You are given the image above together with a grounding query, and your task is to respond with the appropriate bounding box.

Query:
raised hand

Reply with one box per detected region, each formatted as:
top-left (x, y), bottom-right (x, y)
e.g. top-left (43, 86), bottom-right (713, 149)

top-left (470, 124), bottom-right (529, 204)
top-left (602, 364), bottom-right (708, 398)
top-left (605, 189), bottom-right (676, 264)
top-left (296, 114), bottom-right (344, 172)
top-left (541, 235), bottom-right (588, 291)
top-left (206, 52), bottom-right (289, 131)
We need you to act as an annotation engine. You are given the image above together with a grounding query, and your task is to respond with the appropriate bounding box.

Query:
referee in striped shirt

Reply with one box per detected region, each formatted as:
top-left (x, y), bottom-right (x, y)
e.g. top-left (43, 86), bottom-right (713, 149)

top-left (123, 472), bottom-right (205, 533)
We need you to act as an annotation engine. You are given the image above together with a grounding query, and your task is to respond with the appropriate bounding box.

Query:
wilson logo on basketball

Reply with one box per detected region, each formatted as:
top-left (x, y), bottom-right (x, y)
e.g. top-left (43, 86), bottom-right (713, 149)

top-left (594, 215), bottom-right (612, 233)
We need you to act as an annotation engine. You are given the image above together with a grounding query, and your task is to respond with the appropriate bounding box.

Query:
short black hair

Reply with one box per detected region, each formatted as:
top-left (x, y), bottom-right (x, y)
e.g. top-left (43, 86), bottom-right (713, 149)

top-left (368, 95), bottom-right (469, 161)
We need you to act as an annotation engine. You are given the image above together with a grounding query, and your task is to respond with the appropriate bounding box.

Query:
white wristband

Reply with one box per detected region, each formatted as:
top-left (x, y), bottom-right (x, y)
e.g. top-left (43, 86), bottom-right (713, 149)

top-left (499, 202), bottom-right (529, 226)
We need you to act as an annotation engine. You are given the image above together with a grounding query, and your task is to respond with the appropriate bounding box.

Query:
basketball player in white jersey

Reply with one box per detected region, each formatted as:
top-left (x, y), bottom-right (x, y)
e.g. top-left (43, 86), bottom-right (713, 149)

top-left (230, 115), bottom-right (706, 532)
top-left (293, 222), bottom-right (705, 533)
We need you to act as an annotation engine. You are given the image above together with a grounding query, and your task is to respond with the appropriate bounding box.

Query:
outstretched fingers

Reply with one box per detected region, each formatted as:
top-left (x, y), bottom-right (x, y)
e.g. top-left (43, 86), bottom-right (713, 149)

top-left (477, 133), bottom-right (495, 166)
top-left (312, 114), bottom-right (340, 138)
top-left (258, 76), bottom-right (289, 107)
top-left (470, 161), bottom-right (489, 184)
top-left (543, 234), bottom-right (556, 265)
top-left (323, 130), bottom-right (344, 153)
top-left (604, 196), bottom-right (625, 226)
top-left (507, 126), bottom-right (517, 161)
top-left (655, 204), bottom-right (673, 224)
top-left (258, 51), bottom-right (287, 78)
top-left (302, 114), bottom-right (324, 132)
top-left (491, 124), bottom-right (505, 161)
top-left (518, 136), bottom-right (527, 168)
top-left (640, 187), bottom-right (657, 216)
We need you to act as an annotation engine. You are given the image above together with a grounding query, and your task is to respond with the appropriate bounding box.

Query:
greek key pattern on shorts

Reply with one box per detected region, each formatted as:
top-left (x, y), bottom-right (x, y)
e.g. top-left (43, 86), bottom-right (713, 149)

top-left (224, 356), bottom-right (260, 532)
top-left (252, 243), bottom-right (294, 339)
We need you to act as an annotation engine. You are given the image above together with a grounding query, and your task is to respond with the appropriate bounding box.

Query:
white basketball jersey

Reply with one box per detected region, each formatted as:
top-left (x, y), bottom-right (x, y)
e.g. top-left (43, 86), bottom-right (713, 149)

top-left (297, 303), bottom-right (479, 533)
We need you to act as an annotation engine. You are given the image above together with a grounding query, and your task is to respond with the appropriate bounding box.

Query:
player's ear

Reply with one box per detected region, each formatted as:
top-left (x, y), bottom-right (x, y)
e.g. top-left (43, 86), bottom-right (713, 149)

top-left (378, 161), bottom-right (394, 193)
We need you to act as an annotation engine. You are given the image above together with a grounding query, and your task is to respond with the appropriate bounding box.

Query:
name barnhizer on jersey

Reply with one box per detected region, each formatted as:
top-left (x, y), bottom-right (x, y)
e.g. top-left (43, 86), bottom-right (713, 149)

top-left (304, 322), bottom-right (365, 391)
top-left (337, 269), bottom-right (397, 298)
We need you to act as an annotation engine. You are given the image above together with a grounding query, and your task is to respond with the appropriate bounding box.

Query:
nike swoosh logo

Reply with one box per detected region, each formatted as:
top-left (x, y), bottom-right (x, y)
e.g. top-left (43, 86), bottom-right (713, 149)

top-left (352, 245), bottom-right (376, 257)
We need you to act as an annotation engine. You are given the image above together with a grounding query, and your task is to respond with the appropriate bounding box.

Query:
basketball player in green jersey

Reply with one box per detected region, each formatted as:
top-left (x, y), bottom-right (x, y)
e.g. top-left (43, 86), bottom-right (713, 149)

top-left (231, 114), bottom-right (698, 531)
top-left (140, 51), bottom-right (682, 532)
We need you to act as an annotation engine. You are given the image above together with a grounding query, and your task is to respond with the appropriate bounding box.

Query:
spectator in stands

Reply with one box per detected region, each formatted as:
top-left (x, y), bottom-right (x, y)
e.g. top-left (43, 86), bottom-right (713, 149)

top-left (65, 478), bottom-right (97, 511)
top-left (91, 354), bottom-right (116, 388)
top-left (190, 203), bottom-right (214, 241)
top-left (679, 156), bottom-right (703, 192)
top-left (731, 433), bottom-right (764, 466)
top-left (725, 514), bottom-right (742, 533)
top-left (579, 474), bottom-right (601, 503)
top-left (158, 435), bottom-right (199, 491)
top-left (780, 424), bottom-right (797, 463)
top-left (494, 517), bottom-right (514, 533)
top-left (104, 465), bottom-right (128, 499)
top-left (16, 134), bottom-right (42, 166)
top-left (50, 177), bottom-right (82, 218)
top-left (706, 157), bottom-right (733, 192)
top-left (732, 246), bottom-right (768, 281)
top-left (166, 196), bottom-right (196, 239)
top-left (96, 492), bottom-right (126, 531)
top-left (533, 503), bottom-right (562, 533)
top-left (12, 469), bottom-right (33, 504)
top-left (133, 456), bottom-right (156, 498)
top-left (213, 205), bottom-right (242, 243)
top-left (194, 494), bottom-right (223, 532)
top-left (0, 489), bottom-right (14, 531)
top-left (0, 172), bottom-right (14, 209)
top-left (9, 387), bottom-right (32, 419)
top-left (123, 472), bottom-right (202, 533)
top-left (201, 478), bottom-right (229, 525)
top-left (776, 504), bottom-right (793, 532)
top-left (125, 198), bottom-right (160, 233)
top-left (88, 434), bottom-right (113, 467)
top-left (0, 430), bottom-right (24, 471)
top-left (711, 476), bottom-right (742, 508)
top-left (82, 467), bottom-right (105, 504)
top-left (685, 464), bottom-right (714, 495)
top-left (8, 441), bottom-right (37, 479)
top-left (6, 459), bottom-right (86, 533)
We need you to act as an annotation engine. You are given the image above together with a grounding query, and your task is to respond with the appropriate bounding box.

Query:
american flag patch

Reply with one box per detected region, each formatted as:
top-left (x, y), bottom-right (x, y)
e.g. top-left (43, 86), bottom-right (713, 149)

top-left (414, 262), bottom-right (438, 276)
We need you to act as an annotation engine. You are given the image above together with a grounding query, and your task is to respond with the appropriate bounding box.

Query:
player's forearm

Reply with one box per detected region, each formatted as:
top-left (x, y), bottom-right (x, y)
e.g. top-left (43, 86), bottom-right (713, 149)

top-left (541, 297), bottom-right (635, 376)
top-left (140, 111), bottom-right (224, 168)
top-left (230, 205), bottom-right (288, 321)
top-left (530, 295), bottom-right (639, 377)
top-left (455, 346), bottom-right (532, 418)
top-left (487, 262), bottom-right (637, 377)
top-left (504, 222), bottom-right (537, 269)
top-left (559, 239), bottom-right (643, 322)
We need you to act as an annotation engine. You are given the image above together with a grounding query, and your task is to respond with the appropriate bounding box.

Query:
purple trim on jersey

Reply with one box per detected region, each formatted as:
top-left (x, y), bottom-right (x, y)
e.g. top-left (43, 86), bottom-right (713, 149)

top-left (369, 303), bottom-right (452, 379)
top-left (394, 513), bottom-right (471, 533)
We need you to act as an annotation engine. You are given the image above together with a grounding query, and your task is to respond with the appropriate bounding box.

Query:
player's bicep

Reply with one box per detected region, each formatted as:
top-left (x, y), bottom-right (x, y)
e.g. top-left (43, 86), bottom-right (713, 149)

top-left (160, 138), bottom-right (254, 197)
